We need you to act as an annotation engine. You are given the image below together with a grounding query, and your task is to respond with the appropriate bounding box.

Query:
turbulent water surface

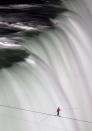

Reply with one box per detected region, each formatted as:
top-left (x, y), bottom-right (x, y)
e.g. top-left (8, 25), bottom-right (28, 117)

top-left (0, 0), bottom-right (92, 131)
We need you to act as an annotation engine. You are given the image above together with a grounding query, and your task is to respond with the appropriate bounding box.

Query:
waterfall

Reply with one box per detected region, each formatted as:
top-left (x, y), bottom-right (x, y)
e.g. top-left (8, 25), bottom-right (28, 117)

top-left (0, 0), bottom-right (92, 131)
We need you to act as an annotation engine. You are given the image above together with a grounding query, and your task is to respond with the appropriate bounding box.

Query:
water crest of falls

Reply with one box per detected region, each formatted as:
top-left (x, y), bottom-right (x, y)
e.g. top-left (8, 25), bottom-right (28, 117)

top-left (0, 0), bottom-right (67, 67)
top-left (0, 0), bottom-right (92, 131)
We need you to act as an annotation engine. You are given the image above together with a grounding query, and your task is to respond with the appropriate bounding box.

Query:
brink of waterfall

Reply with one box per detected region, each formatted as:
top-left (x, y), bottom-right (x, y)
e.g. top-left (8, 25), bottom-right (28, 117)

top-left (0, 0), bottom-right (66, 68)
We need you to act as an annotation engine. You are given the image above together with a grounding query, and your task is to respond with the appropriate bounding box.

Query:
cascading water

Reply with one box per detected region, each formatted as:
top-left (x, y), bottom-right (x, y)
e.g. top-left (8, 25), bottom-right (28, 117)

top-left (0, 0), bottom-right (92, 131)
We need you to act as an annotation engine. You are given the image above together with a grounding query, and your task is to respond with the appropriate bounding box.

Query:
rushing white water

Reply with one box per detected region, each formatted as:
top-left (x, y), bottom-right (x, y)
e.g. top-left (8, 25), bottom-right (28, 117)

top-left (0, 0), bottom-right (92, 131)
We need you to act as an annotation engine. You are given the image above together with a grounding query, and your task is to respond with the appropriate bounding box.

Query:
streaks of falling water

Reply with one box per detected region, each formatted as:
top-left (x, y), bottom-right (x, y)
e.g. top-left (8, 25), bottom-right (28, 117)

top-left (0, 0), bottom-right (92, 131)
